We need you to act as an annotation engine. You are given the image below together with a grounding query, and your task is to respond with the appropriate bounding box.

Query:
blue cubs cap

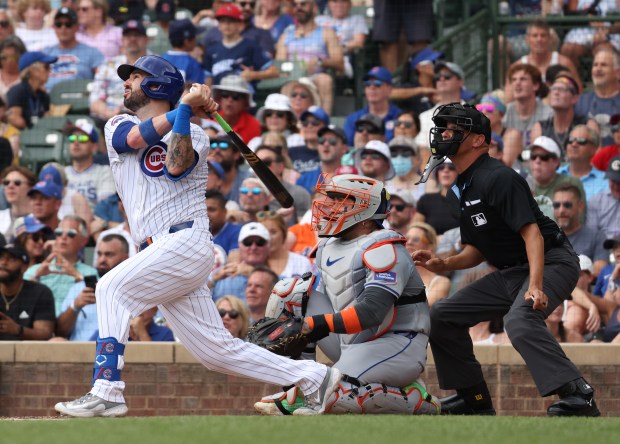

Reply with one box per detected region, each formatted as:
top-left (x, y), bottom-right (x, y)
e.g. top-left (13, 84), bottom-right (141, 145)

top-left (38, 165), bottom-right (63, 186)
top-left (301, 106), bottom-right (330, 125)
top-left (14, 215), bottom-right (51, 237)
top-left (363, 66), bottom-right (393, 84)
top-left (410, 47), bottom-right (444, 68)
top-left (27, 181), bottom-right (63, 200)
top-left (19, 52), bottom-right (58, 72)
top-left (168, 18), bottom-right (196, 43)
top-left (122, 19), bottom-right (147, 36)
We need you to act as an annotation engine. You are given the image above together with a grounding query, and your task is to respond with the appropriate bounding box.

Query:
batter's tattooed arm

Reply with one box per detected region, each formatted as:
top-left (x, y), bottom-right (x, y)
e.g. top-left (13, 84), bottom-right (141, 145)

top-left (166, 133), bottom-right (195, 175)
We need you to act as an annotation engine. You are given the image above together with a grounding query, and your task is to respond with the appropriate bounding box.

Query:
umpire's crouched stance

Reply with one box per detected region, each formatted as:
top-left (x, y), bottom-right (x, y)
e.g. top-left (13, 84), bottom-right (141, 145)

top-left (412, 103), bottom-right (599, 417)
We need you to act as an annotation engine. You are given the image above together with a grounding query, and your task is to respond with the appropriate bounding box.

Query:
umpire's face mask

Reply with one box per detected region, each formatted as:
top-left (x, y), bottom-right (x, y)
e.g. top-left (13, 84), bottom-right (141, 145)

top-left (417, 123), bottom-right (468, 184)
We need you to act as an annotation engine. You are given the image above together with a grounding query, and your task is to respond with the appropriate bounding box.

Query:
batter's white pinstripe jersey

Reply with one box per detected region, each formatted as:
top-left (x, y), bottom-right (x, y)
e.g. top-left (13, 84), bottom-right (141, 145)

top-left (104, 114), bottom-right (210, 244)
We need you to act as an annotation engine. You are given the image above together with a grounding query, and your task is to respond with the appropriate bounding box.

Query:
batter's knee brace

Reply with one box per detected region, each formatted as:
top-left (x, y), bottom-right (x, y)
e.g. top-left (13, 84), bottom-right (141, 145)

top-left (93, 337), bottom-right (125, 385)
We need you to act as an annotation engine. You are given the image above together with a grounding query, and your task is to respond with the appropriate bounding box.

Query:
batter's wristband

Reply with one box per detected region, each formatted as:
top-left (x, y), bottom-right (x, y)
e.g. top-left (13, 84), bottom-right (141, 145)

top-left (306, 315), bottom-right (330, 342)
top-left (172, 104), bottom-right (192, 136)
top-left (165, 109), bottom-right (177, 126)
top-left (138, 118), bottom-right (161, 145)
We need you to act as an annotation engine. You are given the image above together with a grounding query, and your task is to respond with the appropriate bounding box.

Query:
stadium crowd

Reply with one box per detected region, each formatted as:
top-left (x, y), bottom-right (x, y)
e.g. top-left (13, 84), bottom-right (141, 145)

top-left (0, 0), bottom-right (619, 348)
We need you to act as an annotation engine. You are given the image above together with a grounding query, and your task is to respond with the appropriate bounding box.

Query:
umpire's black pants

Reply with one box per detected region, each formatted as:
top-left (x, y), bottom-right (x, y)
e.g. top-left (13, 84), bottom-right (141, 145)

top-left (429, 243), bottom-right (582, 397)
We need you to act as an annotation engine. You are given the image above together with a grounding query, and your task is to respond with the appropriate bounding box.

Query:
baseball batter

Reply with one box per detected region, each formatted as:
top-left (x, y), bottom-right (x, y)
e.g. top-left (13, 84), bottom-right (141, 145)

top-left (54, 55), bottom-right (340, 417)
top-left (255, 174), bottom-right (440, 415)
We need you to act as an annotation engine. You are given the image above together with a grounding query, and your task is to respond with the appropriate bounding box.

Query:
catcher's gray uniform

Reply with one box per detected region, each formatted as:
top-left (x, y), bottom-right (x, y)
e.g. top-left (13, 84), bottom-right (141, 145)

top-left (308, 229), bottom-right (437, 413)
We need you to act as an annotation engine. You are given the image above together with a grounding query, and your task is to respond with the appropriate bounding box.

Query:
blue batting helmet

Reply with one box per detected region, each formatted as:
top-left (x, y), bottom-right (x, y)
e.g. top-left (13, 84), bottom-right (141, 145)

top-left (117, 55), bottom-right (184, 106)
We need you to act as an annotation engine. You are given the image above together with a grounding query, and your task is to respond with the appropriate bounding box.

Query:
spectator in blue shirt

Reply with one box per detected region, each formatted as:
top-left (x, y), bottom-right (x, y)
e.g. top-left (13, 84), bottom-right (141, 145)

top-left (203, 4), bottom-right (278, 88)
top-left (206, 189), bottom-right (241, 255)
top-left (44, 7), bottom-right (104, 92)
top-left (161, 19), bottom-right (205, 84)
top-left (344, 66), bottom-right (401, 146)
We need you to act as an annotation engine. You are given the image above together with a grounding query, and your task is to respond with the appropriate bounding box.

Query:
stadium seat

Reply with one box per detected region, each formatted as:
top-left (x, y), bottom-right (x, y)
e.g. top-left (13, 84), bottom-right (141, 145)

top-left (49, 79), bottom-right (93, 115)
top-left (19, 127), bottom-right (65, 173)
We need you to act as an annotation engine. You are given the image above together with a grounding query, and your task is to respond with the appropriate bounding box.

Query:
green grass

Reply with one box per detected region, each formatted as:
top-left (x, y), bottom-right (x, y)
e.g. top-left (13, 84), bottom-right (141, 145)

top-left (2, 416), bottom-right (620, 444)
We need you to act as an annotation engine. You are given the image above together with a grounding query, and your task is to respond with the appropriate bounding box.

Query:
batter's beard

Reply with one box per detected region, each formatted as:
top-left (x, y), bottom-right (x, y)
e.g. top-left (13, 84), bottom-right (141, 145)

top-left (124, 88), bottom-right (150, 112)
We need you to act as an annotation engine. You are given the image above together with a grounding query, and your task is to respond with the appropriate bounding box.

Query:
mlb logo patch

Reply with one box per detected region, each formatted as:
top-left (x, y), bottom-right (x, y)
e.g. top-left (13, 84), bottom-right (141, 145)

top-left (471, 213), bottom-right (487, 226)
top-left (375, 271), bottom-right (396, 284)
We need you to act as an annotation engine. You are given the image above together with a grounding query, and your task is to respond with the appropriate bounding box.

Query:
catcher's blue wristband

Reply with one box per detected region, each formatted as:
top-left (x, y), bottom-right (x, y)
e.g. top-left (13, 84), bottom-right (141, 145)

top-left (165, 109), bottom-right (177, 126)
top-left (172, 104), bottom-right (192, 136)
top-left (138, 118), bottom-right (161, 145)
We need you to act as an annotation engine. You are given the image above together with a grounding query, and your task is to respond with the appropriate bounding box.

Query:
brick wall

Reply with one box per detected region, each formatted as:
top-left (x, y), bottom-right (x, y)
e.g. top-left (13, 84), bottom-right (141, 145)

top-left (1, 342), bottom-right (619, 417)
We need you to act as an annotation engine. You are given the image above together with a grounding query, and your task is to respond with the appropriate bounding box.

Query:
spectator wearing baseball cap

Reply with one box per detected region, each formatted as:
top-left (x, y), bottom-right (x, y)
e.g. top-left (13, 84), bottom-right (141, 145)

top-left (286, 106), bottom-right (330, 175)
top-left (203, 4), bottom-right (278, 90)
top-left (529, 136), bottom-right (585, 201)
top-left (13, 215), bottom-right (53, 267)
top-left (161, 19), bottom-right (205, 84)
top-left (212, 75), bottom-right (261, 146)
top-left (209, 221), bottom-right (272, 301)
top-left (63, 118), bottom-right (116, 212)
top-left (27, 181), bottom-right (63, 232)
top-left (352, 113), bottom-right (385, 150)
top-left (586, 155), bottom-right (620, 241)
top-left (44, 6), bottom-right (105, 92)
top-left (385, 136), bottom-right (423, 206)
top-left (0, 243), bottom-right (55, 341)
top-left (354, 140), bottom-right (395, 183)
top-left (5, 52), bottom-right (57, 129)
top-left (344, 65), bottom-right (402, 146)
top-left (592, 114), bottom-right (620, 172)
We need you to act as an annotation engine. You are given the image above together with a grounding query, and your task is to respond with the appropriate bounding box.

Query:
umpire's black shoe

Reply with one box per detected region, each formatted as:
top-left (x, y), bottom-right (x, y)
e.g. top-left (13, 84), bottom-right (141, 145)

top-left (439, 394), bottom-right (496, 416)
top-left (547, 378), bottom-right (600, 417)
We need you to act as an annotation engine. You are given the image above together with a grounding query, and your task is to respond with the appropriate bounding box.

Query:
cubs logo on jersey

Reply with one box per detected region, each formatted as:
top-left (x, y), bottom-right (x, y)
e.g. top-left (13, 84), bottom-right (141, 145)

top-left (141, 144), bottom-right (168, 177)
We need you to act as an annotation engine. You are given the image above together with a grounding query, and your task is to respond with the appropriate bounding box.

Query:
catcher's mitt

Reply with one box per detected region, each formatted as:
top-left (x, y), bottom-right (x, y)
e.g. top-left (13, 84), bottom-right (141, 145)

top-left (247, 312), bottom-right (309, 359)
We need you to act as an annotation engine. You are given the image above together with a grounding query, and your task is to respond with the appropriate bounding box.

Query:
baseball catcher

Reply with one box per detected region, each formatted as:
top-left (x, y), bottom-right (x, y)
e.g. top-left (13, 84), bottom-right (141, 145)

top-left (253, 174), bottom-right (440, 415)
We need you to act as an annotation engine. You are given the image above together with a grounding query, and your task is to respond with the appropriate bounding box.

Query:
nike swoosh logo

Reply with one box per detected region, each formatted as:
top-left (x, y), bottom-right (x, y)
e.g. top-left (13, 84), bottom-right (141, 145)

top-left (326, 256), bottom-right (344, 266)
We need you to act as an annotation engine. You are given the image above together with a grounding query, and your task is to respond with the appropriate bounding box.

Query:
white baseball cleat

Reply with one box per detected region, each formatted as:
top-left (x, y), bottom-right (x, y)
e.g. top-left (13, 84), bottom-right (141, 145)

top-left (293, 367), bottom-right (342, 416)
top-left (254, 387), bottom-right (306, 415)
top-left (55, 393), bottom-right (128, 418)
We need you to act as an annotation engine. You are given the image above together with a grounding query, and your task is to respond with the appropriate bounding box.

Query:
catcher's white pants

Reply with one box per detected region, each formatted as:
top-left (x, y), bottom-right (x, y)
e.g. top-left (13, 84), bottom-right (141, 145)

top-left (91, 226), bottom-right (327, 403)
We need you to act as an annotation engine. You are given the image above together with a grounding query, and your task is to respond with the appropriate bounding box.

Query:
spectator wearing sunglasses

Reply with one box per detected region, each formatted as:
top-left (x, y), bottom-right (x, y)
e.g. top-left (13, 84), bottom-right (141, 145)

top-left (43, 7), bottom-right (104, 92)
top-left (592, 114), bottom-right (620, 172)
top-left (558, 125), bottom-right (607, 201)
top-left (552, 184), bottom-right (608, 279)
top-left (238, 177), bottom-right (273, 223)
top-left (586, 154), bottom-right (620, 240)
top-left (24, 214), bottom-right (97, 315)
top-left (207, 133), bottom-right (251, 206)
top-left (203, 5), bottom-right (278, 89)
top-left (0, 36), bottom-right (26, 104)
top-left (353, 140), bottom-right (395, 184)
top-left (13, 215), bottom-right (53, 267)
top-left (256, 145), bottom-right (310, 223)
top-left (412, 159), bottom-right (460, 235)
top-left (475, 92), bottom-right (523, 170)
top-left (386, 192), bottom-right (415, 236)
top-left (385, 136), bottom-right (425, 207)
top-left (249, 93), bottom-right (303, 152)
top-left (288, 106), bottom-right (329, 174)
top-left (351, 113), bottom-right (385, 152)
top-left (344, 66), bottom-right (401, 146)
top-left (38, 162), bottom-right (94, 234)
top-left (63, 119), bottom-right (116, 212)
top-left (216, 295), bottom-right (250, 339)
top-left (296, 125), bottom-right (348, 194)
top-left (281, 77), bottom-right (321, 120)
top-left (212, 75), bottom-right (261, 144)
top-left (530, 75), bottom-right (598, 163)
top-left (209, 222), bottom-right (271, 301)
top-left (0, 166), bottom-right (36, 241)
top-left (0, 10), bottom-right (15, 44)
top-left (529, 136), bottom-right (585, 203)
top-left (414, 61), bottom-right (469, 157)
